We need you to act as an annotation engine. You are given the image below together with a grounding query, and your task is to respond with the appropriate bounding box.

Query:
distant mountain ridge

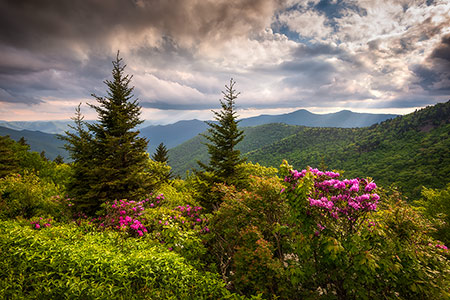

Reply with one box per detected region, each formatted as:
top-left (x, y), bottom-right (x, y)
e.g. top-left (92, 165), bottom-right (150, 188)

top-left (1, 109), bottom-right (398, 154)
top-left (0, 126), bottom-right (67, 160)
top-left (239, 109), bottom-right (398, 127)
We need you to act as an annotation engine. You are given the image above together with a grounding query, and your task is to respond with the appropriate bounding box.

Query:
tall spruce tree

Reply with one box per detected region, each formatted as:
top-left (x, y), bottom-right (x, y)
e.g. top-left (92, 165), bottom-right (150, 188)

top-left (61, 52), bottom-right (150, 214)
top-left (152, 142), bottom-right (169, 163)
top-left (60, 104), bottom-right (97, 213)
top-left (0, 135), bottom-right (20, 178)
top-left (198, 79), bottom-right (246, 185)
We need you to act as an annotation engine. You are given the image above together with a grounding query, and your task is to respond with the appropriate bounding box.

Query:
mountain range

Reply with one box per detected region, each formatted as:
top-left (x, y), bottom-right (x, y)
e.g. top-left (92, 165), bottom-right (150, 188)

top-left (0, 109), bottom-right (397, 155)
top-left (0, 126), bottom-right (67, 160)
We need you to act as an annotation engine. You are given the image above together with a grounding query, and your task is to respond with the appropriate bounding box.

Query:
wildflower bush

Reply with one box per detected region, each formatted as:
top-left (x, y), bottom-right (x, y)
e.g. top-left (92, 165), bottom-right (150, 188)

top-left (30, 216), bottom-right (55, 230)
top-left (280, 161), bottom-right (450, 299)
top-left (91, 190), bottom-right (210, 267)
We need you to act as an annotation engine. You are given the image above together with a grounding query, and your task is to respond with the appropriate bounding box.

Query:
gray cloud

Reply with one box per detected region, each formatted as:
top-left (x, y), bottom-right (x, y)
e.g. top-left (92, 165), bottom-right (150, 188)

top-left (0, 0), bottom-right (283, 51)
top-left (412, 34), bottom-right (450, 93)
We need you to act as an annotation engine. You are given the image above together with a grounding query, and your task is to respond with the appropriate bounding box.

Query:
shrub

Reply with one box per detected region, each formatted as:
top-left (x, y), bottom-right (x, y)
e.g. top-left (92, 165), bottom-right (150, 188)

top-left (0, 172), bottom-right (67, 220)
top-left (0, 220), bottom-right (232, 299)
top-left (210, 175), bottom-right (292, 298)
top-left (414, 183), bottom-right (450, 245)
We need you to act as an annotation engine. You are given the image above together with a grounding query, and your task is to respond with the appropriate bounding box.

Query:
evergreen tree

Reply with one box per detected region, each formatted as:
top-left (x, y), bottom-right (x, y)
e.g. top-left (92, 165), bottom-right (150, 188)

top-left (198, 79), bottom-right (246, 185)
top-left (40, 150), bottom-right (48, 162)
top-left (60, 104), bottom-right (97, 213)
top-left (0, 135), bottom-right (20, 177)
top-left (18, 137), bottom-right (29, 149)
top-left (61, 52), bottom-right (150, 214)
top-left (152, 142), bottom-right (169, 163)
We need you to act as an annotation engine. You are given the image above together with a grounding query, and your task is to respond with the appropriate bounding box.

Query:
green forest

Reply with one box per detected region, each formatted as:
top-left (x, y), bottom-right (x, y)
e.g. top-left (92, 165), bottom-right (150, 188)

top-left (1, 55), bottom-right (449, 299)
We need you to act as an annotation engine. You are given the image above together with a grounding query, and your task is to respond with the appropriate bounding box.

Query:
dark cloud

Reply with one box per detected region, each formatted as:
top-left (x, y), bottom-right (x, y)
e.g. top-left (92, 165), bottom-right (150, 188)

top-left (0, 88), bottom-right (43, 104)
top-left (431, 35), bottom-right (450, 61)
top-left (0, 0), bottom-right (283, 51)
top-left (293, 42), bottom-right (344, 57)
top-left (412, 34), bottom-right (450, 93)
top-left (0, 0), bottom-right (285, 105)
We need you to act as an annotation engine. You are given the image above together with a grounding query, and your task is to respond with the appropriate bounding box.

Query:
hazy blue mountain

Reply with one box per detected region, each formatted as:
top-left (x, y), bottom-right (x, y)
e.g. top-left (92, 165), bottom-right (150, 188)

top-left (139, 110), bottom-right (397, 153)
top-left (0, 120), bottom-right (157, 135)
top-left (139, 119), bottom-right (209, 154)
top-left (0, 126), bottom-right (68, 160)
top-left (1, 109), bottom-right (398, 159)
top-left (0, 120), bottom-right (73, 134)
top-left (239, 109), bottom-right (398, 127)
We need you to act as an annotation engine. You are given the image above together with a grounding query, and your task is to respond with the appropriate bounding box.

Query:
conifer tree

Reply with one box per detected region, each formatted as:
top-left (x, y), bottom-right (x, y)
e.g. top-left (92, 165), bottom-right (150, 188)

top-left (198, 79), bottom-right (246, 185)
top-left (61, 52), bottom-right (150, 214)
top-left (152, 142), bottom-right (169, 163)
top-left (60, 104), bottom-right (97, 213)
top-left (18, 137), bottom-right (29, 149)
top-left (0, 135), bottom-right (20, 178)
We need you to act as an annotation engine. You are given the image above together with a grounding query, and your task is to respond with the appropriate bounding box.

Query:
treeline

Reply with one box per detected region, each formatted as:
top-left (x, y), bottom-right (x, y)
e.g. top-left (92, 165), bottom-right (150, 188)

top-left (1, 54), bottom-right (450, 299)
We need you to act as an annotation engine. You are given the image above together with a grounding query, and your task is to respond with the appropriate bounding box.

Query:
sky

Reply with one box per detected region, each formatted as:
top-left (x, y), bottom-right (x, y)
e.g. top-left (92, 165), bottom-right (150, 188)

top-left (0, 0), bottom-right (449, 124)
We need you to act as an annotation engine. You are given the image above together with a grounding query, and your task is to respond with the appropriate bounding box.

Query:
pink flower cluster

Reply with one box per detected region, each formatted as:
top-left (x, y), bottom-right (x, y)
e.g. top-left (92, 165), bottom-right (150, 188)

top-left (102, 199), bottom-right (149, 237)
top-left (285, 167), bottom-right (380, 220)
top-left (31, 217), bottom-right (52, 230)
top-left (285, 168), bottom-right (340, 182)
top-left (430, 243), bottom-right (449, 250)
top-left (162, 205), bottom-right (209, 233)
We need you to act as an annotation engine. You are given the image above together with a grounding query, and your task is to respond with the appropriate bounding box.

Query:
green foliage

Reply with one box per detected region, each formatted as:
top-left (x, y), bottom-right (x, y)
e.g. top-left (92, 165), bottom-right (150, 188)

top-left (0, 135), bottom-right (20, 177)
top-left (415, 183), bottom-right (450, 245)
top-left (61, 53), bottom-right (151, 215)
top-left (198, 79), bottom-right (246, 186)
top-left (0, 220), bottom-right (232, 299)
top-left (0, 172), bottom-right (67, 220)
top-left (1, 133), bottom-right (71, 189)
top-left (145, 158), bottom-right (173, 189)
top-left (210, 176), bottom-right (292, 298)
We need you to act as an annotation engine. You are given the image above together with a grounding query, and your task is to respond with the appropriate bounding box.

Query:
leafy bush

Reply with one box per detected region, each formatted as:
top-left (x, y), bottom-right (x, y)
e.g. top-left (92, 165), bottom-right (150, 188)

top-left (414, 183), bottom-right (450, 245)
top-left (0, 172), bottom-right (67, 220)
top-left (210, 175), bottom-right (292, 298)
top-left (0, 220), bottom-right (232, 299)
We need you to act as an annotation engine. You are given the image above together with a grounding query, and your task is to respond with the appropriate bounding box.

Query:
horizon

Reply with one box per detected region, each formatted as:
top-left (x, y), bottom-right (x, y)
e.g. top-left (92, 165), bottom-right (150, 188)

top-left (0, 105), bottom-right (423, 125)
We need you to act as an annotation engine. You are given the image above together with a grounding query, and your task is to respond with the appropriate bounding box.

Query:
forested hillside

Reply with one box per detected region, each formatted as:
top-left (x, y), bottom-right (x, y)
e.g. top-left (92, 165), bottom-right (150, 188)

top-left (169, 123), bottom-right (305, 174)
top-left (0, 126), bottom-right (67, 160)
top-left (171, 100), bottom-right (450, 199)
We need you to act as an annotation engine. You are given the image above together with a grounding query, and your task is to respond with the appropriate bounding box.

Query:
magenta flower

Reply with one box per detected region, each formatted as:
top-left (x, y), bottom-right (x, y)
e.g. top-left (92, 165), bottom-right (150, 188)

top-left (365, 182), bottom-right (377, 192)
